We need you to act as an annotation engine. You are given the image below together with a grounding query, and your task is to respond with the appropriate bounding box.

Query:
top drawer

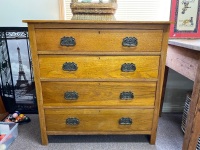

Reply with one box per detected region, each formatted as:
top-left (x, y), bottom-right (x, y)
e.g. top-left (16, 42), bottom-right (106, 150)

top-left (35, 29), bottom-right (163, 52)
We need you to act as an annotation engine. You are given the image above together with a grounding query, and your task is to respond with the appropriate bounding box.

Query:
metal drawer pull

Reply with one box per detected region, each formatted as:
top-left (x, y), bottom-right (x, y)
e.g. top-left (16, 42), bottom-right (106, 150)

top-left (120, 91), bottom-right (134, 100)
top-left (121, 63), bottom-right (136, 72)
top-left (60, 36), bottom-right (76, 47)
top-left (64, 91), bottom-right (78, 100)
top-left (122, 37), bottom-right (138, 47)
top-left (119, 117), bottom-right (132, 125)
top-left (62, 62), bottom-right (78, 71)
top-left (66, 118), bottom-right (79, 125)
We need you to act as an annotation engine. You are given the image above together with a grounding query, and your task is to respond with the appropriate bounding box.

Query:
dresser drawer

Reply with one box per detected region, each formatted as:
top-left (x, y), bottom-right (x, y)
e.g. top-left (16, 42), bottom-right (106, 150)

top-left (42, 81), bottom-right (156, 106)
top-left (39, 55), bottom-right (159, 79)
top-left (45, 108), bottom-right (153, 132)
top-left (35, 29), bottom-right (163, 52)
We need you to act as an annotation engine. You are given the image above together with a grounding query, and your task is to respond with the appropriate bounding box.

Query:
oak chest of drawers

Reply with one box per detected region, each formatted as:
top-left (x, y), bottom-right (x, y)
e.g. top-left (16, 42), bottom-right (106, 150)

top-left (24, 20), bottom-right (170, 145)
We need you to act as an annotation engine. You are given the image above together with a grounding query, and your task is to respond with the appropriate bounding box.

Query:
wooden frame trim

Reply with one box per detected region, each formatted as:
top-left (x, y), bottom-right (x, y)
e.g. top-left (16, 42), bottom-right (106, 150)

top-left (166, 45), bottom-right (199, 81)
top-left (59, 0), bottom-right (65, 20)
top-left (47, 131), bottom-right (152, 135)
top-left (150, 25), bottom-right (170, 144)
top-left (37, 51), bottom-right (161, 56)
top-left (28, 24), bottom-right (48, 145)
top-left (183, 59), bottom-right (200, 150)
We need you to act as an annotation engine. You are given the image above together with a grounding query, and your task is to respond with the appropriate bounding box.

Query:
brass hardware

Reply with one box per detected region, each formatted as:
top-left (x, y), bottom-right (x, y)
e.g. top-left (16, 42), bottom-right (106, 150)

top-left (122, 37), bottom-right (138, 47)
top-left (121, 63), bottom-right (136, 72)
top-left (64, 91), bottom-right (79, 100)
top-left (119, 117), bottom-right (132, 125)
top-left (62, 62), bottom-right (78, 71)
top-left (120, 91), bottom-right (134, 100)
top-left (60, 36), bottom-right (76, 47)
top-left (66, 118), bottom-right (79, 125)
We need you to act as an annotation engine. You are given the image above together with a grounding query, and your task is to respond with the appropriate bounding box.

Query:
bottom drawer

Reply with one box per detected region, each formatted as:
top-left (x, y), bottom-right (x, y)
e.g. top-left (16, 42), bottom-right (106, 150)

top-left (45, 108), bottom-right (154, 133)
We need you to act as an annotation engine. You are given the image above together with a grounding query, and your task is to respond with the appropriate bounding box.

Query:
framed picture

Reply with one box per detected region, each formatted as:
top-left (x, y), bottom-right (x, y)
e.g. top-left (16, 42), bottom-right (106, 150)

top-left (170, 0), bottom-right (200, 38)
top-left (0, 27), bottom-right (37, 113)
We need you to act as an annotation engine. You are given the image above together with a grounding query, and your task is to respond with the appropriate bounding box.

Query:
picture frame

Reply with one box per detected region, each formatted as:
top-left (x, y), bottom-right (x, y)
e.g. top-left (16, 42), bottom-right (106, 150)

top-left (170, 0), bottom-right (200, 38)
top-left (0, 27), bottom-right (37, 114)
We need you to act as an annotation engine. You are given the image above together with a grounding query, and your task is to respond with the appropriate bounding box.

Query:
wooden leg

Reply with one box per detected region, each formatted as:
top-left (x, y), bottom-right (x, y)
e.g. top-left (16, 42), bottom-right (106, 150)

top-left (150, 135), bottom-right (156, 145)
top-left (38, 118), bottom-right (48, 145)
top-left (159, 66), bottom-right (169, 117)
top-left (183, 59), bottom-right (200, 150)
top-left (41, 134), bottom-right (48, 145)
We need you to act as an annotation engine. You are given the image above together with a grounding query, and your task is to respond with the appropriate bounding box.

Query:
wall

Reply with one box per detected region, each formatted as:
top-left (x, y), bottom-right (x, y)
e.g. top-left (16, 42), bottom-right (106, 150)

top-left (162, 69), bottom-right (193, 113)
top-left (0, 0), bottom-right (60, 27)
top-left (64, 0), bottom-right (172, 21)
top-left (0, 0), bottom-right (191, 113)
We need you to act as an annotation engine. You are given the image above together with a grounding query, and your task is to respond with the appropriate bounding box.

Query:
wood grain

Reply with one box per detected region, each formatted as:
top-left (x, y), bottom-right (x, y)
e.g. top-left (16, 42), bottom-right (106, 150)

top-left (159, 66), bottom-right (169, 116)
top-left (26, 21), bottom-right (170, 145)
top-left (35, 29), bottom-right (163, 52)
top-left (0, 96), bottom-right (8, 121)
top-left (183, 58), bottom-right (200, 150)
top-left (59, 0), bottom-right (65, 20)
top-left (37, 51), bottom-right (161, 56)
top-left (23, 20), bottom-right (171, 24)
top-left (39, 55), bottom-right (160, 79)
top-left (45, 108), bottom-right (154, 132)
top-left (166, 45), bottom-right (199, 81)
top-left (47, 130), bottom-right (152, 135)
top-left (150, 24), bottom-right (170, 144)
top-left (42, 81), bottom-right (156, 106)
top-left (28, 24), bottom-right (48, 145)
top-left (22, 20), bottom-right (171, 31)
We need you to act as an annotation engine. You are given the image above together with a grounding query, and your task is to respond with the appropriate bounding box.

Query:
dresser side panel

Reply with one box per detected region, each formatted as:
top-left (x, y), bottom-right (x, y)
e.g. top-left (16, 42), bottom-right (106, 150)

top-left (28, 24), bottom-right (48, 145)
top-left (150, 24), bottom-right (170, 144)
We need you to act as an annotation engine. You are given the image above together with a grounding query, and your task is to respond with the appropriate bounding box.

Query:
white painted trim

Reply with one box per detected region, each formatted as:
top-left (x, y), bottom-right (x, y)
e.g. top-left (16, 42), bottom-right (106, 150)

top-left (63, 0), bottom-right (171, 21)
top-left (162, 104), bottom-right (184, 113)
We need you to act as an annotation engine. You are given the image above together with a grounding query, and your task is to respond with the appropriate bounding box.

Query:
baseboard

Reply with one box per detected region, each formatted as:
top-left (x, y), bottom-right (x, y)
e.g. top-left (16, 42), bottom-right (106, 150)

top-left (162, 104), bottom-right (184, 113)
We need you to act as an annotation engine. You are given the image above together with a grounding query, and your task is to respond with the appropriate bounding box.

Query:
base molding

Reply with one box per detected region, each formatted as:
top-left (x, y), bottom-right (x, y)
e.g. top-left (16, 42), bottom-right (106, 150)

top-left (162, 104), bottom-right (184, 113)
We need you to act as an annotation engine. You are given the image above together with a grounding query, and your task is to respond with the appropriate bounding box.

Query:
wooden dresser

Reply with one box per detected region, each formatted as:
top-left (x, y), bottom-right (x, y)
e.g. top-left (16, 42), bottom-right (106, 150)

top-left (24, 20), bottom-right (170, 145)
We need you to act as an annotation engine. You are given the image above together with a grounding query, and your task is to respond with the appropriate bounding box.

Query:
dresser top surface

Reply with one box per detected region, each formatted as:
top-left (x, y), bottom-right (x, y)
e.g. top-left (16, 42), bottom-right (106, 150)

top-left (23, 20), bottom-right (171, 25)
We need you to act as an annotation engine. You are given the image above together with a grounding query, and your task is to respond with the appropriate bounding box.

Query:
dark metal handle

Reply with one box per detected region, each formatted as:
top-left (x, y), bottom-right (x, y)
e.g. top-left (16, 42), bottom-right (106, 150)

top-left (60, 36), bottom-right (76, 47)
top-left (66, 118), bottom-right (79, 125)
top-left (120, 91), bottom-right (134, 100)
top-left (64, 91), bottom-right (79, 100)
top-left (62, 62), bottom-right (78, 71)
top-left (121, 63), bottom-right (136, 72)
top-left (119, 117), bottom-right (132, 125)
top-left (122, 37), bottom-right (138, 47)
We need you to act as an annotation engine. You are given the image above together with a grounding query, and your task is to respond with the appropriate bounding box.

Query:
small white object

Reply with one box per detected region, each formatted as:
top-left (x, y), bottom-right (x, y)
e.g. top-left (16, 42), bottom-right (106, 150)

top-left (0, 144), bottom-right (6, 150)
top-left (79, 0), bottom-right (92, 2)
top-left (101, 0), bottom-right (110, 3)
top-left (78, 0), bottom-right (110, 3)
top-left (0, 124), bottom-right (10, 134)
top-left (91, 0), bottom-right (99, 3)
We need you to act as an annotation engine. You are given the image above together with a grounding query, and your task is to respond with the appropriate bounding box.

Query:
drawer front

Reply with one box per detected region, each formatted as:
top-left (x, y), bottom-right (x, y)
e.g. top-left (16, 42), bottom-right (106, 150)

top-left (45, 109), bottom-right (153, 132)
top-left (39, 55), bottom-right (159, 79)
top-left (42, 81), bottom-right (156, 106)
top-left (35, 29), bottom-right (163, 52)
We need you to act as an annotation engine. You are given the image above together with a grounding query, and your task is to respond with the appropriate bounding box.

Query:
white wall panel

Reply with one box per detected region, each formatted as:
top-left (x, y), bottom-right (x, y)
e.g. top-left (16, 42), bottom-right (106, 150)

top-left (64, 0), bottom-right (171, 21)
top-left (0, 0), bottom-right (60, 27)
